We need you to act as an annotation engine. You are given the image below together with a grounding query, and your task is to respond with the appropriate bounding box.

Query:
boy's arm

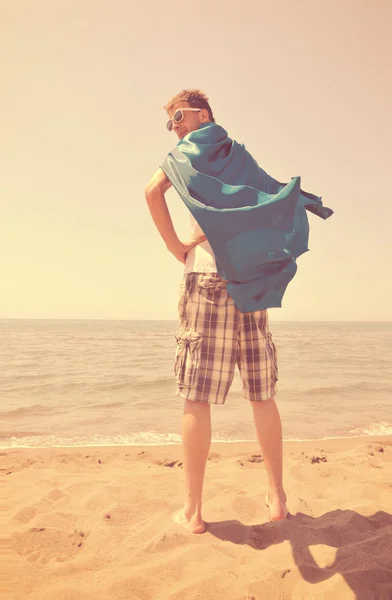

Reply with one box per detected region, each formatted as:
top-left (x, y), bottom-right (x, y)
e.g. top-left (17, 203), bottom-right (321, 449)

top-left (145, 168), bottom-right (206, 264)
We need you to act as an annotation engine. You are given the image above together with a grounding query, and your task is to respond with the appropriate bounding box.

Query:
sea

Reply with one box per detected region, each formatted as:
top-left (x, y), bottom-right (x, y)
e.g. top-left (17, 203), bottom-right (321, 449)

top-left (1, 320), bottom-right (391, 448)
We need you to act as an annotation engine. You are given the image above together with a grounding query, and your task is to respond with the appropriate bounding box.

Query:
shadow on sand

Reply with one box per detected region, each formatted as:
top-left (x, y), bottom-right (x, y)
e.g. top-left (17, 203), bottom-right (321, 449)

top-left (207, 509), bottom-right (392, 598)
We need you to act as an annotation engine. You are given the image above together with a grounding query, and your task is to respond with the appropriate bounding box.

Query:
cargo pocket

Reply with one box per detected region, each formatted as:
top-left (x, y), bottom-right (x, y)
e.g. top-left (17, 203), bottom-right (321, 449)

top-left (174, 331), bottom-right (203, 388)
top-left (266, 332), bottom-right (279, 381)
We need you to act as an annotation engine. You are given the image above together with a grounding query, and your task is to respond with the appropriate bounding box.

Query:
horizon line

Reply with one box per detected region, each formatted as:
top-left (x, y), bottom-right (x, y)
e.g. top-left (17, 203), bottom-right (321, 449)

top-left (1, 318), bottom-right (391, 323)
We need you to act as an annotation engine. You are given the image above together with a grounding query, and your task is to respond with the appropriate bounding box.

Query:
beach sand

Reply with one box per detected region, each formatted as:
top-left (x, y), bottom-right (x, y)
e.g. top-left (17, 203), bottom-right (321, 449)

top-left (4, 436), bottom-right (392, 600)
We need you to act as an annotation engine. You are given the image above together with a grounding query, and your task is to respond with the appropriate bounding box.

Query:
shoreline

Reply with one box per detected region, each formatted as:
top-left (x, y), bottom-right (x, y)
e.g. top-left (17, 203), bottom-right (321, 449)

top-left (5, 435), bottom-right (392, 456)
top-left (3, 433), bottom-right (392, 454)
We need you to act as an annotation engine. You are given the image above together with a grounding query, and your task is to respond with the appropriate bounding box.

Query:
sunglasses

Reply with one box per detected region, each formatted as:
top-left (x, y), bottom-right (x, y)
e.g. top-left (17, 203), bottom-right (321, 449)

top-left (166, 108), bottom-right (201, 131)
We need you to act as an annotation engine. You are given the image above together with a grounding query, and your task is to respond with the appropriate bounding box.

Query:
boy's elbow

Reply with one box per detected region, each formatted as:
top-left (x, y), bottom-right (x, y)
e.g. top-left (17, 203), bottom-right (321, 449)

top-left (145, 183), bottom-right (156, 202)
top-left (145, 169), bottom-right (171, 201)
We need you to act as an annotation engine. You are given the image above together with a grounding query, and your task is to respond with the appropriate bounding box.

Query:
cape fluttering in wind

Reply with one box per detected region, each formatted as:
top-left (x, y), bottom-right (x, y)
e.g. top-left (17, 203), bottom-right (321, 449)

top-left (161, 122), bottom-right (333, 313)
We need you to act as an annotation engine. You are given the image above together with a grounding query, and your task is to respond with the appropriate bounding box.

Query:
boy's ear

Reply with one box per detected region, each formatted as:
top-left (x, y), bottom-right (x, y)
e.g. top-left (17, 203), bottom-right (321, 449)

top-left (201, 108), bottom-right (209, 122)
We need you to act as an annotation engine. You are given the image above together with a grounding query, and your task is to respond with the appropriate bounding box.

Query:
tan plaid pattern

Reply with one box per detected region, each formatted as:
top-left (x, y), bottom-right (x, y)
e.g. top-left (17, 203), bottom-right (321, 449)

top-left (174, 273), bottom-right (278, 405)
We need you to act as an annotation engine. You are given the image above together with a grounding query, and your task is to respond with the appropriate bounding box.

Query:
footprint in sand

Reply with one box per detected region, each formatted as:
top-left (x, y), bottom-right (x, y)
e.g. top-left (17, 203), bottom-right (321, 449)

top-left (13, 506), bottom-right (38, 524)
top-left (10, 527), bottom-right (88, 564)
top-left (34, 511), bottom-right (79, 531)
top-left (13, 487), bottom-right (69, 525)
top-left (45, 487), bottom-right (68, 502)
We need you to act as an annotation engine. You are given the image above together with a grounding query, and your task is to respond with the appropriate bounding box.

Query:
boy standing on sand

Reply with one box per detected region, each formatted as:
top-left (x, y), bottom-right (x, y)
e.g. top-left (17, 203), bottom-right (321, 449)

top-left (145, 89), bottom-right (288, 534)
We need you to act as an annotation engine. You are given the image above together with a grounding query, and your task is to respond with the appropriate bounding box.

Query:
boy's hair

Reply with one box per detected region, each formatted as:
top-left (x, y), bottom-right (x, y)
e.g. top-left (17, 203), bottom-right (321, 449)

top-left (164, 89), bottom-right (215, 122)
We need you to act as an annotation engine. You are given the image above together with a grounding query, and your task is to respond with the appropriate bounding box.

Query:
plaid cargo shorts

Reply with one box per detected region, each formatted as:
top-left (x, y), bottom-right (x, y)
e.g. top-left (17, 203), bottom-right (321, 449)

top-left (174, 272), bottom-right (278, 405)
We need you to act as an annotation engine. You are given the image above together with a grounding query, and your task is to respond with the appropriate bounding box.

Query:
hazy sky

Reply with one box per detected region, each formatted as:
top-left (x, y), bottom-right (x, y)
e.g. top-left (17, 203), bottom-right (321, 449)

top-left (2, 0), bottom-right (391, 320)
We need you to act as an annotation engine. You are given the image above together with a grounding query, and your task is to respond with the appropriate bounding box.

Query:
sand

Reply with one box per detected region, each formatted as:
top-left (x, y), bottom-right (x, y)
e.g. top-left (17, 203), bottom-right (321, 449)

top-left (4, 436), bottom-right (392, 600)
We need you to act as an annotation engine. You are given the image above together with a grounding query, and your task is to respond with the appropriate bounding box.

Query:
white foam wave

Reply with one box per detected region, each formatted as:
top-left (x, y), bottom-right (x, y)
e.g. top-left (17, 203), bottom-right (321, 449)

top-left (1, 431), bottom-right (183, 449)
top-left (2, 422), bottom-right (392, 449)
top-left (348, 421), bottom-right (392, 437)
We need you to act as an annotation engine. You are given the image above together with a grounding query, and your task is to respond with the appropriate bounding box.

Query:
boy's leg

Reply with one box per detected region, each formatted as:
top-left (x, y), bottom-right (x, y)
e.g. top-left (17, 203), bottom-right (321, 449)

top-left (251, 397), bottom-right (287, 520)
top-left (173, 273), bottom-right (238, 533)
top-left (238, 310), bottom-right (288, 520)
top-left (173, 399), bottom-right (211, 534)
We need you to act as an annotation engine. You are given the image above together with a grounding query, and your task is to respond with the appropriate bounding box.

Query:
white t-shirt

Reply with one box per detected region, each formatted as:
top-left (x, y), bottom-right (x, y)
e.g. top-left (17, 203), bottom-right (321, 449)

top-left (184, 213), bottom-right (217, 273)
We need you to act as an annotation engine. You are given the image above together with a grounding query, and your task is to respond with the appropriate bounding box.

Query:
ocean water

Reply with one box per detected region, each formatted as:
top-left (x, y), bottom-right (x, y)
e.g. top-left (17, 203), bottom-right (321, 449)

top-left (1, 319), bottom-right (391, 448)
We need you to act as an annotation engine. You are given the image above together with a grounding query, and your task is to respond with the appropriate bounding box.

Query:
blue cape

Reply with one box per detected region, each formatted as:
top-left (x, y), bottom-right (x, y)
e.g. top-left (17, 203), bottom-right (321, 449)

top-left (161, 122), bottom-right (333, 312)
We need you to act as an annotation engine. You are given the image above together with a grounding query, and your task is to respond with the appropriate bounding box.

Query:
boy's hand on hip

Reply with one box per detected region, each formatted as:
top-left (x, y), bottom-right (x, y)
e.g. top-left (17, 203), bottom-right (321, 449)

top-left (169, 235), bottom-right (207, 264)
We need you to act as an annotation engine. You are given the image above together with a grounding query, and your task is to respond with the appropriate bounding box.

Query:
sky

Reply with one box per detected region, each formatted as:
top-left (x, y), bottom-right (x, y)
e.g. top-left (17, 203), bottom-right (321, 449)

top-left (1, 0), bottom-right (391, 321)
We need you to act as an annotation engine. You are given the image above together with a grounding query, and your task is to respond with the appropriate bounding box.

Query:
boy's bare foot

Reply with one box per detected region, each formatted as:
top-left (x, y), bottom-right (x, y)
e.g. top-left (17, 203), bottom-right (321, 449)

top-left (265, 491), bottom-right (288, 521)
top-left (172, 508), bottom-right (206, 534)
